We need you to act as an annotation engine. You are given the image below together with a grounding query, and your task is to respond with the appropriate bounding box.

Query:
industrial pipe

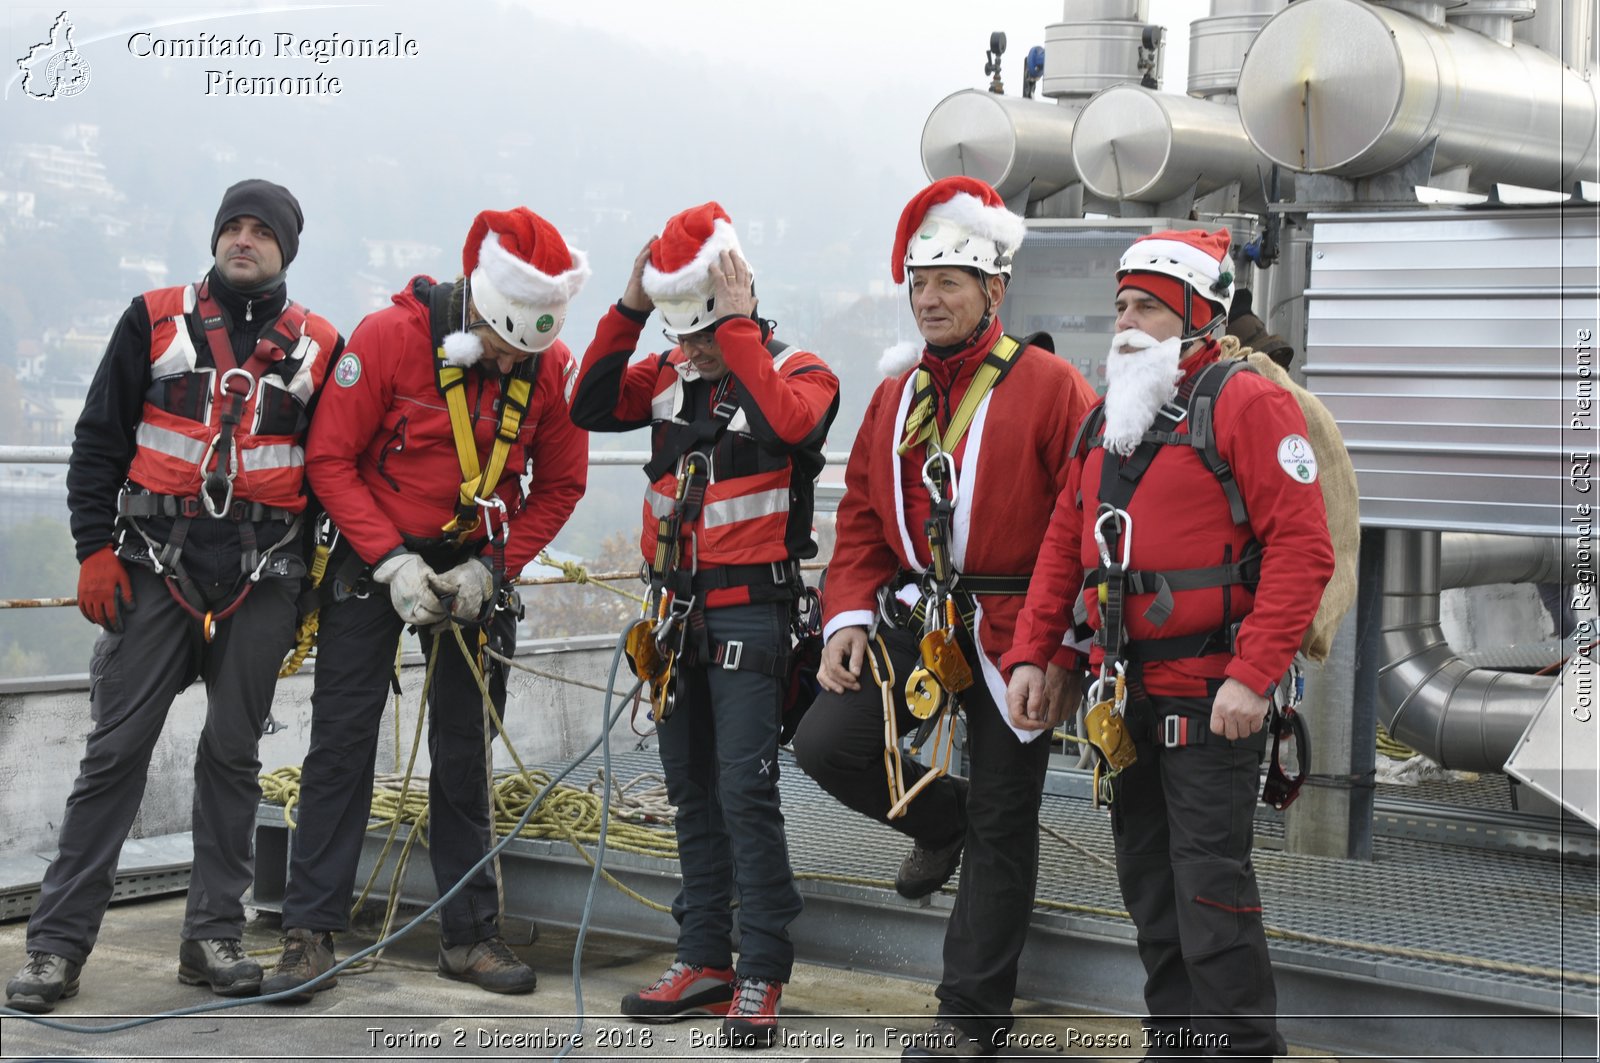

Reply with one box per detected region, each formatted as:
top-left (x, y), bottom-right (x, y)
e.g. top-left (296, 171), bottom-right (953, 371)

top-left (920, 90), bottom-right (1081, 203)
top-left (1069, 83), bottom-right (1287, 208)
top-left (1379, 529), bottom-right (1556, 771)
top-left (1237, 0), bottom-right (1599, 192)
top-left (1439, 532), bottom-right (1585, 589)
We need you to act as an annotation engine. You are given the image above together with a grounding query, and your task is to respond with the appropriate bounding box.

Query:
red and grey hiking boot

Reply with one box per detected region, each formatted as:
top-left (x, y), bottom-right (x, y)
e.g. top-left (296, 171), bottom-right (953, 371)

top-left (722, 976), bottom-right (782, 1049)
top-left (620, 960), bottom-right (735, 1022)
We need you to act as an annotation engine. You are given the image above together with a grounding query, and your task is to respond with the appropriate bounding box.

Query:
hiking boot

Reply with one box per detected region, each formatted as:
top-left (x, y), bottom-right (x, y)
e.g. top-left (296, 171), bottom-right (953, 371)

top-left (261, 928), bottom-right (337, 1004)
top-left (900, 1018), bottom-right (996, 1058)
top-left (621, 959), bottom-right (735, 1021)
top-left (896, 832), bottom-right (965, 899)
top-left (722, 976), bottom-right (782, 1049)
top-left (177, 937), bottom-right (262, 996)
top-left (437, 935), bottom-right (535, 994)
top-left (5, 951), bottom-right (81, 1014)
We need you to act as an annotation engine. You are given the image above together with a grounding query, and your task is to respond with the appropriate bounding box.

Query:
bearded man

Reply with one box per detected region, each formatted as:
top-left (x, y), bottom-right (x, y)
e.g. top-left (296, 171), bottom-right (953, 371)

top-left (1003, 228), bottom-right (1333, 1062)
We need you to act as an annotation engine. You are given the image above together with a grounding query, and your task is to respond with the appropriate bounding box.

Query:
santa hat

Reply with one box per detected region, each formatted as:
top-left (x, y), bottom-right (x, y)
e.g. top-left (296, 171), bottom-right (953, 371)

top-left (1117, 228), bottom-right (1233, 332)
top-left (442, 207), bottom-right (590, 365)
top-left (890, 176), bottom-right (1026, 284)
top-left (641, 202), bottom-right (747, 337)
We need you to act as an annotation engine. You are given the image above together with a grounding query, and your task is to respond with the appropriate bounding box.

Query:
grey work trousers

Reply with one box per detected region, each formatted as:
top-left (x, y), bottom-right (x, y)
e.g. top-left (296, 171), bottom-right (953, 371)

top-left (28, 563), bottom-right (298, 964)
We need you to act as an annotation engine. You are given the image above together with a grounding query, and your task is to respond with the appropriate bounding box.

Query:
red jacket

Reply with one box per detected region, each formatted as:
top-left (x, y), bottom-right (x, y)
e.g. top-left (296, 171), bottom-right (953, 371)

top-left (306, 277), bottom-right (587, 572)
top-left (1003, 341), bottom-right (1335, 697)
top-left (825, 319), bottom-right (1096, 737)
top-left (571, 305), bottom-right (838, 606)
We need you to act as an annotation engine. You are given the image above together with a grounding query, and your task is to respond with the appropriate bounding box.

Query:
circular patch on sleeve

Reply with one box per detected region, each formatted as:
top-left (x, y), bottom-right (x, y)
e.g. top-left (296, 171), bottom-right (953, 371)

top-left (333, 352), bottom-right (362, 387)
top-left (1277, 434), bottom-right (1318, 484)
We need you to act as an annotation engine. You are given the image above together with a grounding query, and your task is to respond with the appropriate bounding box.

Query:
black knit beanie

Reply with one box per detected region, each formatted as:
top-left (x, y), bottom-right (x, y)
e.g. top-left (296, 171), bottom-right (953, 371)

top-left (211, 179), bottom-right (303, 268)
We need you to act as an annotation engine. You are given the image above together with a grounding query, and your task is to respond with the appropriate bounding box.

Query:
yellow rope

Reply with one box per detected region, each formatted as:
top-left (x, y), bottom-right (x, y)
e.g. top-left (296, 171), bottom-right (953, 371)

top-left (529, 550), bottom-right (647, 605)
top-left (278, 543), bottom-right (331, 678)
top-left (264, 616), bottom-right (1594, 990)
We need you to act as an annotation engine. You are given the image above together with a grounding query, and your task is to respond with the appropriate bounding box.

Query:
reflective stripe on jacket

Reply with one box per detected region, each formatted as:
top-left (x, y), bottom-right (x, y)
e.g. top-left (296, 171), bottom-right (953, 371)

top-left (125, 283), bottom-right (336, 511)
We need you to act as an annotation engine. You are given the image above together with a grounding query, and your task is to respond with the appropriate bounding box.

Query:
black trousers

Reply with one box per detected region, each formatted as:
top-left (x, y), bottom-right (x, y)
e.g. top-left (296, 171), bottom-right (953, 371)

top-left (282, 590), bottom-right (515, 948)
top-left (29, 565), bottom-right (297, 963)
top-left (656, 600), bottom-right (803, 982)
top-left (791, 623), bottom-right (1050, 1046)
top-left (1110, 694), bottom-right (1285, 1062)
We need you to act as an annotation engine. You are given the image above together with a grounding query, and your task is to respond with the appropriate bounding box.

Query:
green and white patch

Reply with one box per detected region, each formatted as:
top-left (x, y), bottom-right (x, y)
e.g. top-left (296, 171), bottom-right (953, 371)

top-left (333, 352), bottom-right (361, 387)
top-left (1277, 433), bottom-right (1318, 484)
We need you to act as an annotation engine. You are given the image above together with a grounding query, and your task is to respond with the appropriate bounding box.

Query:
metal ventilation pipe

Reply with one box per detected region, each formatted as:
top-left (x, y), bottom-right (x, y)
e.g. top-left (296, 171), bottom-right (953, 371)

top-left (1379, 529), bottom-right (1556, 772)
top-left (1041, 0), bottom-right (1159, 99)
top-left (1372, 0), bottom-right (1465, 25)
top-left (1188, 0), bottom-right (1286, 99)
top-left (1446, 0), bottom-right (1537, 46)
top-left (921, 0), bottom-right (1161, 204)
top-left (1514, 0), bottom-right (1597, 75)
top-left (1069, 84), bottom-right (1287, 209)
top-left (1237, 0), bottom-right (1600, 192)
top-left (1439, 532), bottom-right (1585, 589)
top-left (920, 90), bottom-right (1082, 203)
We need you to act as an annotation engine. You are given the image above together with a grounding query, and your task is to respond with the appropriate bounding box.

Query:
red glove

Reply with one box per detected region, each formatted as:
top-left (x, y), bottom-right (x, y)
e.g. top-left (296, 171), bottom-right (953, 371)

top-left (77, 544), bottom-right (133, 632)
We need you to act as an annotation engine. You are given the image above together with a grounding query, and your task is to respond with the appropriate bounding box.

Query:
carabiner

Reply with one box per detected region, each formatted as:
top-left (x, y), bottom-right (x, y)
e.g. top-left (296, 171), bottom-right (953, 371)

top-left (217, 366), bottom-right (257, 401)
top-left (920, 450), bottom-right (959, 504)
top-left (472, 494), bottom-right (510, 545)
top-left (199, 435), bottom-right (238, 518)
top-left (1093, 505), bottom-right (1133, 571)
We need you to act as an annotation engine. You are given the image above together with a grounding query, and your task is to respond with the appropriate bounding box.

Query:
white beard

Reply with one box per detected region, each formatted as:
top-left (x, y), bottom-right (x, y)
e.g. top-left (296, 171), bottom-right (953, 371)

top-left (1101, 330), bottom-right (1184, 456)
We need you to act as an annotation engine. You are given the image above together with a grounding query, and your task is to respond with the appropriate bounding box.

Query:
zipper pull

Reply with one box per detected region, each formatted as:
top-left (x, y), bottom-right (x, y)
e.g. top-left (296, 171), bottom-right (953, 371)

top-left (245, 299), bottom-right (253, 323)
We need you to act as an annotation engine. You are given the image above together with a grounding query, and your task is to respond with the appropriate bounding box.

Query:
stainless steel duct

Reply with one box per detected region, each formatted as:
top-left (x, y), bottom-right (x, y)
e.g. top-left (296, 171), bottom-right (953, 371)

top-left (1380, 529), bottom-right (1556, 771)
top-left (1514, 0), bottom-right (1597, 75)
top-left (1373, 0), bottom-right (1465, 25)
top-left (1237, 0), bottom-right (1599, 192)
top-left (920, 90), bottom-right (1081, 203)
top-left (1439, 533), bottom-right (1585, 589)
top-left (1446, 0), bottom-right (1537, 45)
top-left (1042, 1), bottom-right (1160, 99)
top-left (1188, 0), bottom-right (1286, 98)
top-left (1069, 83), bottom-right (1287, 208)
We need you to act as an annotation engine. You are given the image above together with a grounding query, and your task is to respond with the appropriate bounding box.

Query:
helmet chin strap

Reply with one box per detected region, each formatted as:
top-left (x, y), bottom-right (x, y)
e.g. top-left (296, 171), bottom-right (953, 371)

top-left (1179, 286), bottom-right (1223, 347)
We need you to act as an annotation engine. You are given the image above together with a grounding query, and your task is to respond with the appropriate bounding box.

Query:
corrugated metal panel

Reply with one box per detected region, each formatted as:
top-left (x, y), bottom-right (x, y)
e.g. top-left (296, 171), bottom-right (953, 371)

top-left (1304, 209), bottom-right (1598, 535)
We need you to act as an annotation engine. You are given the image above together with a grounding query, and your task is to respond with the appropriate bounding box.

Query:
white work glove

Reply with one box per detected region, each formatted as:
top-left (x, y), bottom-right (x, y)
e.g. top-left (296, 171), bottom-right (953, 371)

top-left (372, 552), bottom-right (447, 626)
top-left (428, 557), bottom-right (496, 622)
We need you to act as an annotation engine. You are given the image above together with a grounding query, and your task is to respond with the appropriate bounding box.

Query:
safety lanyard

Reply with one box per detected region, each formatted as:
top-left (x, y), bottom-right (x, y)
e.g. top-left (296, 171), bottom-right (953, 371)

top-left (897, 334), bottom-right (1020, 457)
top-left (434, 347), bottom-right (535, 541)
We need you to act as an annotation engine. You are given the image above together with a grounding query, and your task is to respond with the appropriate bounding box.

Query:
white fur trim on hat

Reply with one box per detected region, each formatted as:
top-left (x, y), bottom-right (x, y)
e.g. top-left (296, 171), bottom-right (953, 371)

top-left (878, 341), bottom-right (921, 377)
top-left (441, 331), bottom-right (485, 367)
top-left (924, 192), bottom-right (1026, 257)
top-left (1120, 237), bottom-right (1224, 284)
top-left (478, 236), bottom-right (591, 305)
top-left (642, 218), bottom-right (744, 300)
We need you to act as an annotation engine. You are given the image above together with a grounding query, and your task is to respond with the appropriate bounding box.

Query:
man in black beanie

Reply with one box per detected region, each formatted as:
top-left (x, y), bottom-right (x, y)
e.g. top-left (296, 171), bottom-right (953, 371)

top-left (5, 180), bottom-right (342, 1014)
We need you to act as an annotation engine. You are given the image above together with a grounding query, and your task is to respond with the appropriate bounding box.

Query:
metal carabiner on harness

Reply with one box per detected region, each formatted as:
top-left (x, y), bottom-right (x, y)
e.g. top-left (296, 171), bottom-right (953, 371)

top-left (199, 367), bottom-right (258, 519)
top-left (1092, 506), bottom-right (1133, 595)
top-left (217, 366), bottom-right (258, 403)
top-left (920, 450), bottom-right (959, 506)
top-left (199, 434), bottom-right (240, 518)
top-left (472, 494), bottom-right (510, 547)
top-left (1084, 661), bottom-right (1137, 809)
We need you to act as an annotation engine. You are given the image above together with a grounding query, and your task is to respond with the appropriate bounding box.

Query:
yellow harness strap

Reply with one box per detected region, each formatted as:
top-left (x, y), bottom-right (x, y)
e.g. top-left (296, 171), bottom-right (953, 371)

top-left (436, 348), bottom-right (535, 537)
top-left (898, 334), bottom-right (1021, 456)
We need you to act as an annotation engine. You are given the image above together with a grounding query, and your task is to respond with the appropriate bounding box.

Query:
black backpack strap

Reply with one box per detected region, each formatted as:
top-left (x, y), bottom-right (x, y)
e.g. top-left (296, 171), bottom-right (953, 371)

top-left (1186, 359), bottom-right (1255, 525)
top-left (418, 276), bottom-right (455, 350)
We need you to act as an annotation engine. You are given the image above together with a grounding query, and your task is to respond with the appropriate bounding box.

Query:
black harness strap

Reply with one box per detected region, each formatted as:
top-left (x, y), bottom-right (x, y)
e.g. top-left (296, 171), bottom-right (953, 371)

top-left (1089, 359), bottom-right (1258, 663)
top-left (642, 338), bottom-right (790, 482)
